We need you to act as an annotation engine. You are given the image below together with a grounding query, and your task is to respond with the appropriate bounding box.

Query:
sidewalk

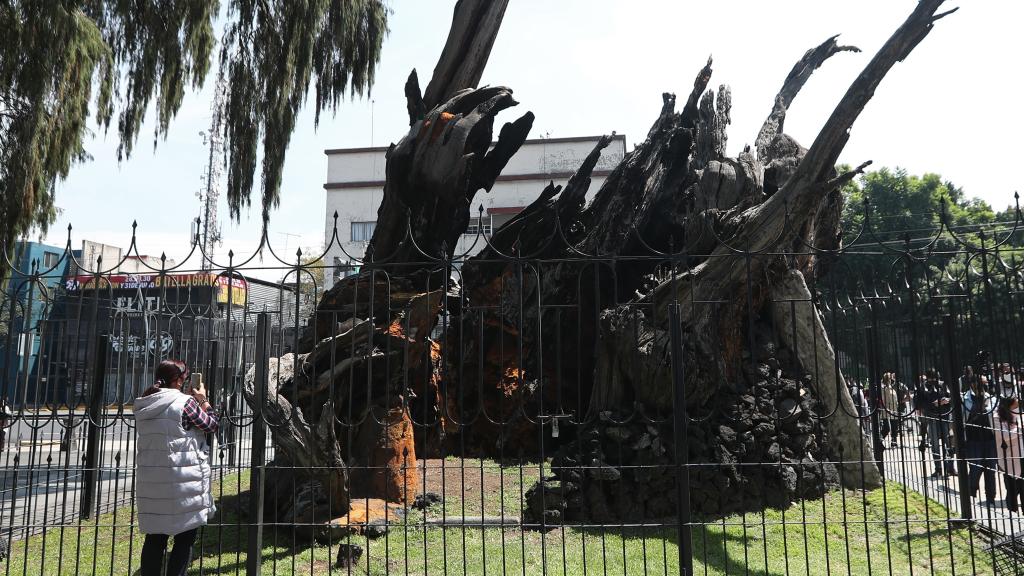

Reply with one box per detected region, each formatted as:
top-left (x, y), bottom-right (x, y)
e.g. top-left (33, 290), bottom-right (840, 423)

top-left (878, 425), bottom-right (1024, 538)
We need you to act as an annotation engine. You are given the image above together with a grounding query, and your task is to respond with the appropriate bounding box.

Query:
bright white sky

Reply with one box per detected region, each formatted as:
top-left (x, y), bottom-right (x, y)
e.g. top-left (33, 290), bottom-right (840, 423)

top-left (44, 0), bottom-right (1024, 270)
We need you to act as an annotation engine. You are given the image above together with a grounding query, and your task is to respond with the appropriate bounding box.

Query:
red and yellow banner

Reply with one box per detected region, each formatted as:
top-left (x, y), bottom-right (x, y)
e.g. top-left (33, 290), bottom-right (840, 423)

top-left (216, 275), bottom-right (248, 304)
top-left (66, 272), bottom-right (248, 305)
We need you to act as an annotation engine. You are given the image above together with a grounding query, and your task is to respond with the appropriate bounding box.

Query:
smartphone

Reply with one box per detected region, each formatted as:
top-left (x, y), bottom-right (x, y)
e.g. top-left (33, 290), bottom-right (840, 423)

top-left (186, 372), bottom-right (202, 394)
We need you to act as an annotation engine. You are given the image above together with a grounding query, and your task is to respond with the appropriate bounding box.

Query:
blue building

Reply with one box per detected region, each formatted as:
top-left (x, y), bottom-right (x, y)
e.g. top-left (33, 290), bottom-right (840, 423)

top-left (3, 236), bottom-right (300, 408)
top-left (1, 241), bottom-right (74, 406)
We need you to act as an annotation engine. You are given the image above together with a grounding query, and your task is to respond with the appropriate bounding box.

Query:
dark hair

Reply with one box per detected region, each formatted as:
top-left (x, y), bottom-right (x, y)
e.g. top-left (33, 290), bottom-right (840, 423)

top-left (975, 350), bottom-right (991, 372)
top-left (143, 359), bottom-right (188, 397)
top-left (997, 396), bottom-right (1019, 423)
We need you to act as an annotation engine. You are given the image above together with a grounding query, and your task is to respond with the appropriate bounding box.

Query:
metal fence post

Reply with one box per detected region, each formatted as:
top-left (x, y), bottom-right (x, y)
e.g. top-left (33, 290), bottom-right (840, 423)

top-left (246, 313), bottom-right (269, 575)
top-left (944, 314), bottom-right (972, 522)
top-left (866, 312), bottom-right (885, 476)
top-left (206, 340), bottom-right (218, 452)
top-left (669, 303), bottom-right (694, 576)
top-left (80, 333), bottom-right (108, 520)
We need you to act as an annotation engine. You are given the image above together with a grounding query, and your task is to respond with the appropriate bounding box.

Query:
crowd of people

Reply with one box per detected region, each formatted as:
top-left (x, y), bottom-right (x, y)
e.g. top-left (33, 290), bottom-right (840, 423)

top-left (847, 359), bottom-right (1024, 511)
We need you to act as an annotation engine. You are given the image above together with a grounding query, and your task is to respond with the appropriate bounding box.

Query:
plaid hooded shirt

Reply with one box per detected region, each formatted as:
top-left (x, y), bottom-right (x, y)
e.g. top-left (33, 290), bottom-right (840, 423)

top-left (181, 397), bottom-right (220, 433)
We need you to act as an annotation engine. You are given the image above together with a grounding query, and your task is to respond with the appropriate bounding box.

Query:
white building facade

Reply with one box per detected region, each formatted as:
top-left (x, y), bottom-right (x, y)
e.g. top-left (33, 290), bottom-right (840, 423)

top-left (323, 135), bottom-right (627, 290)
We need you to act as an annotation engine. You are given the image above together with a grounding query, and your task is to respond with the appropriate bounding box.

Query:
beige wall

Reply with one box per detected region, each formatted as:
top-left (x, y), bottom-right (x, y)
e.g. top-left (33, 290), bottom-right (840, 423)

top-left (323, 135), bottom-right (626, 289)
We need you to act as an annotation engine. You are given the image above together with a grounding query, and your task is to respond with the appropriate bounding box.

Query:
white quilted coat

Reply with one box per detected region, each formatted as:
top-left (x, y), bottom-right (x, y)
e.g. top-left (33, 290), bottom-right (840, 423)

top-left (134, 388), bottom-right (215, 535)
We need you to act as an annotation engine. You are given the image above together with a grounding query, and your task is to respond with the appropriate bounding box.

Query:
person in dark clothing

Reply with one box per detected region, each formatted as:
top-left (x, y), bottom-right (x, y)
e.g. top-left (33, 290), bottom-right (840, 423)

top-left (0, 400), bottom-right (10, 450)
top-left (915, 369), bottom-right (955, 478)
top-left (963, 375), bottom-right (997, 505)
top-left (958, 365), bottom-right (975, 393)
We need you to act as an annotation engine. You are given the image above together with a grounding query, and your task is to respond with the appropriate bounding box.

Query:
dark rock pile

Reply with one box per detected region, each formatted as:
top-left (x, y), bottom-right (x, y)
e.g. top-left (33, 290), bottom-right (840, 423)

top-left (525, 338), bottom-right (841, 526)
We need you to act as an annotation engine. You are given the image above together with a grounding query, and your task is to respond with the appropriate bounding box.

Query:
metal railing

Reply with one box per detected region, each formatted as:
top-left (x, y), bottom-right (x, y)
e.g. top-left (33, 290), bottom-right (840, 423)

top-left (1, 200), bottom-right (1023, 575)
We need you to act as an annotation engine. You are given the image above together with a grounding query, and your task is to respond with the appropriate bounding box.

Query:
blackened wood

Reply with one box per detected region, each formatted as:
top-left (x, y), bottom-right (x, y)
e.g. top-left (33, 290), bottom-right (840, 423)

top-left (422, 0), bottom-right (511, 109)
top-left (405, 69), bottom-right (426, 126)
top-left (756, 36), bottom-right (860, 163)
top-left (652, 0), bottom-right (955, 328)
top-left (366, 86), bottom-right (532, 276)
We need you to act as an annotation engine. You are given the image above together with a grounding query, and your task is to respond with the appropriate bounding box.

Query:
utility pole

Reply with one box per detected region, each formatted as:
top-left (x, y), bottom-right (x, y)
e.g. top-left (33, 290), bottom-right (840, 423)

top-left (197, 78), bottom-right (226, 271)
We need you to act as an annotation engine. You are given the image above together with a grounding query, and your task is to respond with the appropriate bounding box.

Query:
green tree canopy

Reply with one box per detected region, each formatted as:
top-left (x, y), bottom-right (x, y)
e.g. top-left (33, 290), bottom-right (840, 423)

top-left (830, 168), bottom-right (1023, 377)
top-left (833, 166), bottom-right (1022, 294)
top-left (0, 0), bottom-right (389, 253)
top-left (841, 167), bottom-right (996, 246)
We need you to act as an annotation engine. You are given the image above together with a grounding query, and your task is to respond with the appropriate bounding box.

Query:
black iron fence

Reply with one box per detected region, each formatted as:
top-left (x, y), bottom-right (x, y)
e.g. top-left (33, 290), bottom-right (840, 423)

top-left (1, 203), bottom-right (1024, 574)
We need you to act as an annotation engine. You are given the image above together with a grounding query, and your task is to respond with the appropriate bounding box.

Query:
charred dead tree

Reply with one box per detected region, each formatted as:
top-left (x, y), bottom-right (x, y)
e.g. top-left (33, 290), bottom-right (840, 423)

top-left (245, 0), bottom-right (956, 532)
top-left (455, 0), bottom-right (954, 520)
top-left (244, 0), bottom-right (527, 532)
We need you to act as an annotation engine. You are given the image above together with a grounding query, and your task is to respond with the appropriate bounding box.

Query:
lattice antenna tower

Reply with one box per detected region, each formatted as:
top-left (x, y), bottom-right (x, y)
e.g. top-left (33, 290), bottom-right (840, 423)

top-left (197, 77), bottom-right (227, 270)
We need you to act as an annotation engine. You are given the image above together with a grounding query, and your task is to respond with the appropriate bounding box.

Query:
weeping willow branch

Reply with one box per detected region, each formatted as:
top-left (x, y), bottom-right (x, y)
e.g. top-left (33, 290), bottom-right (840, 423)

top-left (0, 1), bottom-right (390, 253)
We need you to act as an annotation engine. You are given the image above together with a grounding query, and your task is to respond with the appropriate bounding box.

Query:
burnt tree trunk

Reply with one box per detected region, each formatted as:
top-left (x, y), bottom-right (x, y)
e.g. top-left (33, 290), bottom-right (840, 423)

top-left (452, 1), bottom-right (954, 515)
top-left (248, 0), bottom-right (956, 529)
top-left (244, 0), bottom-right (526, 530)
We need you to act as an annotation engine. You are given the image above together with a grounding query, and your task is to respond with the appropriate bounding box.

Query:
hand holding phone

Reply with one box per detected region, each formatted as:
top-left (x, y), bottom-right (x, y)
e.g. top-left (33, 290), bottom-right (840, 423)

top-left (187, 372), bottom-right (205, 399)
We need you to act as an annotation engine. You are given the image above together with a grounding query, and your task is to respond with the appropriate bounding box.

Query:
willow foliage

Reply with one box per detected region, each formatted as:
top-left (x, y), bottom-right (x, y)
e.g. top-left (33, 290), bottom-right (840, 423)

top-left (0, 0), bottom-right (389, 251)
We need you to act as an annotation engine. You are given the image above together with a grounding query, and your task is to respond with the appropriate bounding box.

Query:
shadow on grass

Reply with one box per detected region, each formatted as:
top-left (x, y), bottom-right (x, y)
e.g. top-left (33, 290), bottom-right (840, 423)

top-left (693, 529), bottom-right (781, 576)
top-left (573, 522), bottom-right (781, 576)
top-left (185, 488), bottom-right (328, 575)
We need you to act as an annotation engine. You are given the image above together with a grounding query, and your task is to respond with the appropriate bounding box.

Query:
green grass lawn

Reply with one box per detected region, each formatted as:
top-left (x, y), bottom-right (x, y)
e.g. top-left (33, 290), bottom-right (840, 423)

top-left (3, 459), bottom-right (997, 575)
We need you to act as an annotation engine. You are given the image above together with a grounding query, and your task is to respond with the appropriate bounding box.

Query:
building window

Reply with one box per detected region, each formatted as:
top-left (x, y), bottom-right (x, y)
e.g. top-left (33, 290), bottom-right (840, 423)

top-left (464, 216), bottom-right (493, 237)
top-left (351, 221), bottom-right (376, 242)
top-left (43, 251), bottom-right (59, 268)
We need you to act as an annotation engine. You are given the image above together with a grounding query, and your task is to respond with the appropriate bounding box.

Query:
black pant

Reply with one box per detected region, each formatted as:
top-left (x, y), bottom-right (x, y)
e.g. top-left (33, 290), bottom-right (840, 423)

top-left (882, 418), bottom-right (902, 440)
top-left (1006, 474), bottom-right (1024, 513)
top-left (140, 528), bottom-right (198, 576)
top-left (966, 439), bottom-right (998, 501)
top-left (926, 416), bottom-right (955, 474)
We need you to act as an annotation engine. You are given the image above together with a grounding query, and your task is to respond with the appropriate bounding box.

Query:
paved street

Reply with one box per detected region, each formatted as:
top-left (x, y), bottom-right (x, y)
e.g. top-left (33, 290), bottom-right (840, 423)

top-left (877, 421), bottom-right (1024, 541)
top-left (0, 411), bottom-right (265, 541)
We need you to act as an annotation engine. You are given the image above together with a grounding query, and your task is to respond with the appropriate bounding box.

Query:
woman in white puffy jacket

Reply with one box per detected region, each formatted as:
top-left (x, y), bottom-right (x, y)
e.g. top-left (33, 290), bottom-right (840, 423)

top-left (994, 396), bottom-right (1024, 513)
top-left (134, 359), bottom-right (219, 576)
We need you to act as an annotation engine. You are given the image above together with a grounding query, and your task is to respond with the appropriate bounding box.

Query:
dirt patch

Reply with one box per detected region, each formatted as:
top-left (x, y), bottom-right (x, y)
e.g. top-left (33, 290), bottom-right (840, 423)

top-left (412, 458), bottom-right (543, 517)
